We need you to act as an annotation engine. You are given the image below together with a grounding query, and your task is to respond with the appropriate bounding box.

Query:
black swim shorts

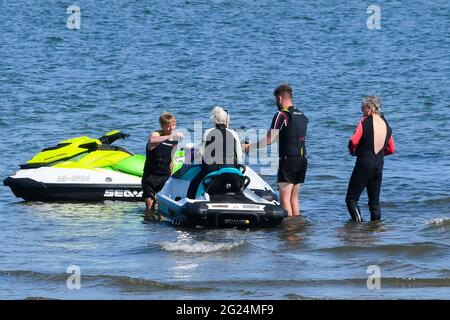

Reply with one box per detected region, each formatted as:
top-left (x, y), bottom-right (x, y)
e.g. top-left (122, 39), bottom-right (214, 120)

top-left (141, 173), bottom-right (170, 199)
top-left (278, 156), bottom-right (307, 184)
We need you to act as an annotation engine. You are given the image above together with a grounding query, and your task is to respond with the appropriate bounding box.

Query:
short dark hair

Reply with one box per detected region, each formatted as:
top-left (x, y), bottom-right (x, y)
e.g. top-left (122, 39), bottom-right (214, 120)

top-left (273, 83), bottom-right (293, 98)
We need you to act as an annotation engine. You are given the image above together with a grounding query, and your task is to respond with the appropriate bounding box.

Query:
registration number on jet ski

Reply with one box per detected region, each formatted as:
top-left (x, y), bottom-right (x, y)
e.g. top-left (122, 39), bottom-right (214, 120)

top-left (206, 204), bottom-right (265, 211)
top-left (222, 218), bottom-right (251, 226)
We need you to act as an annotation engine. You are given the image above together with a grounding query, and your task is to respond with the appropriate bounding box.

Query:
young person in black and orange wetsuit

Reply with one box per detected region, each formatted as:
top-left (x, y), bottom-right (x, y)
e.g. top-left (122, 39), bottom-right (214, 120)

top-left (244, 83), bottom-right (308, 216)
top-left (346, 96), bottom-right (395, 222)
top-left (142, 112), bottom-right (184, 212)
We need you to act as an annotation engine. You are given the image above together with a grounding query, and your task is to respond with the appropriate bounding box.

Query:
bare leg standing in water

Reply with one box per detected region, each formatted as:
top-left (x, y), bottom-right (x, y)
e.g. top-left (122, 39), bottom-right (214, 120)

top-left (279, 183), bottom-right (294, 216)
top-left (291, 183), bottom-right (300, 215)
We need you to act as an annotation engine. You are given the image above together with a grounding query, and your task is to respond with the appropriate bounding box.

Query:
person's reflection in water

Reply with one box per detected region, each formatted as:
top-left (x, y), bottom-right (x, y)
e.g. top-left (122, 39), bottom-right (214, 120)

top-left (280, 216), bottom-right (310, 249)
top-left (337, 220), bottom-right (388, 245)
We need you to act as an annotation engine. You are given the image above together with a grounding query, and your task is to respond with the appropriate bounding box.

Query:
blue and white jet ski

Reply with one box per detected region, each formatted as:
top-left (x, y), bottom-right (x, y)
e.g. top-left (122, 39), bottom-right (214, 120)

top-left (155, 164), bottom-right (287, 228)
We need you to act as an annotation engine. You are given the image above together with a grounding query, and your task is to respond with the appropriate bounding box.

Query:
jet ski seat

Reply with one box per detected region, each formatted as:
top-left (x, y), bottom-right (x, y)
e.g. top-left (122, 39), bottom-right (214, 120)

top-left (196, 168), bottom-right (250, 198)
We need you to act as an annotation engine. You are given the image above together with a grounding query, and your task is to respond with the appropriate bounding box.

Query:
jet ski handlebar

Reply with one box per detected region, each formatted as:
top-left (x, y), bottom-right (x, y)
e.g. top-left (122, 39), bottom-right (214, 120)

top-left (235, 164), bottom-right (246, 174)
top-left (98, 131), bottom-right (130, 145)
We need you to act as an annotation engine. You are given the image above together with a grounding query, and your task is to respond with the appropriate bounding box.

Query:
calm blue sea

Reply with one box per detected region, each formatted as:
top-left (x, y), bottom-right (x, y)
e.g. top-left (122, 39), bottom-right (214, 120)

top-left (0, 0), bottom-right (449, 299)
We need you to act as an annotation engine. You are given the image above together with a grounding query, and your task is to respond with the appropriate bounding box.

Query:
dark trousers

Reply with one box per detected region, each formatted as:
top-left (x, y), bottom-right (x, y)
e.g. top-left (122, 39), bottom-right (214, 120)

top-left (345, 156), bottom-right (384, 221)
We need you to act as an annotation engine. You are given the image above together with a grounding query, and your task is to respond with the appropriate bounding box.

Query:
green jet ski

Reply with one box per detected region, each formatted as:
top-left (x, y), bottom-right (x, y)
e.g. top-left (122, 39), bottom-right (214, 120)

top-left (3, 130), bottom-right (184, 201)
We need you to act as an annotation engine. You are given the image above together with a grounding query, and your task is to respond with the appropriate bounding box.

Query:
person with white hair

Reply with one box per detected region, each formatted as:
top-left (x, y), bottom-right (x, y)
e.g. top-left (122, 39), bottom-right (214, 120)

top-left (201, 106), bottom-right (243, 168)
top-left (346, 95), bottom-right (395, 222)
top-left (186, 107), bottom-right (243, 198)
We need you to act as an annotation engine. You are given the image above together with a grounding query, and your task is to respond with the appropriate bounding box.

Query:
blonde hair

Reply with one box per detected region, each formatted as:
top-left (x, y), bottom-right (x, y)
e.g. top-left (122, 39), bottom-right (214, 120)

top-left (362, 96), bottom-right (381, 114)
top-left (210, 106), bottom-right (228, 125)
top-left (159, 112), bottom-right (176, 126)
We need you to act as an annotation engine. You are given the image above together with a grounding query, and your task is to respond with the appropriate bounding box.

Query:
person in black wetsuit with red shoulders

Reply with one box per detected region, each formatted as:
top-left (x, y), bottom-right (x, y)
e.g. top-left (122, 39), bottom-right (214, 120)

top-left (244, 83), bottom-right (308, 216)
top-left (346, 96), bottom-right (395, 222)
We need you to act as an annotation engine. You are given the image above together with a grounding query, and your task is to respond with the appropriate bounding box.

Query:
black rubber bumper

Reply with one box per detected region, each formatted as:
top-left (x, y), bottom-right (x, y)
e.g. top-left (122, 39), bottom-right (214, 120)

top-left (170, 202), bottom-right (287, 228)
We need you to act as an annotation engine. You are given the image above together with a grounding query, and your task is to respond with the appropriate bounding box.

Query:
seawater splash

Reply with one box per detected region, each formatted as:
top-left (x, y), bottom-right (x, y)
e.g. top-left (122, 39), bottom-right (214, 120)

top-left (422, 217), bottom-right (450, 232)
top-left (158, 230), bottom-right (246, 253)
top-left (161, 240), bottom-right (245, 253)
top-left (427, 217), bottom-right (450, 226)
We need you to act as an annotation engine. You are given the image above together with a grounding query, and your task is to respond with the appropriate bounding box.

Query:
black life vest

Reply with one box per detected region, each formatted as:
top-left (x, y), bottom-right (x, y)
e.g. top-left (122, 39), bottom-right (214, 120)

top-left (279, 106), bottom-right (308, 158)
top-left (143, 131), bottom-right (178, 176)
top-left (203, 124), bottom-right (239, 167)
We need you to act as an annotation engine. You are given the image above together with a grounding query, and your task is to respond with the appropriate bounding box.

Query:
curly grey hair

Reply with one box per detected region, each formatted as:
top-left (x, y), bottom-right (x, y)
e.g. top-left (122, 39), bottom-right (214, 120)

top-left (362, 96), bottom-right (381, 114)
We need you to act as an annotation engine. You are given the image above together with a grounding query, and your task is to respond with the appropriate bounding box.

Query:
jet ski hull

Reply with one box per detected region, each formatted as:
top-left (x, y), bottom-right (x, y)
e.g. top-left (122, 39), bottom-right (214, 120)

top-left (155, 165), bottom-right (287, 228)
top-left (3, 177), bottom-right (142, 202)
top-left (4, 177), bottom-right (143, 202)
top-left (3, 167), bottom-right (144, 202)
